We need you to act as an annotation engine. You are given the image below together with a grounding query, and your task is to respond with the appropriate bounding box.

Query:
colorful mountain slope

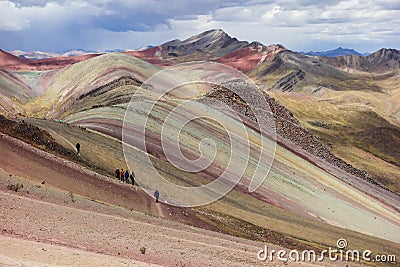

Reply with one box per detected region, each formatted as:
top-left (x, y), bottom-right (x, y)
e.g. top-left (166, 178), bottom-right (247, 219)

top-left (24, 53), bottom-right (161, 118)
top-left (0, 49), bottom-right (100, 71)
top-left (0, 69), bottom-right (34, 115)
top-left (1, 29), bottom-right (399, 252)
top-left (61, 81), bottom-right (400, 243)
top-left (249, 48), bottom-right (400, 192)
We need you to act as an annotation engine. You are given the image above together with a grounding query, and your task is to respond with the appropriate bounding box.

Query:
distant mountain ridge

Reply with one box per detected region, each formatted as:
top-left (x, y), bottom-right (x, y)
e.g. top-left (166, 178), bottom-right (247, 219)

top-left (317, 48), bottom-right (400, 73)
top-left (160, 29), bottom-right (249, 57)
top-left (10, 49), bottom-right (95, 60)
top-left (300, 47), bottom-right (368, 57)
top-left (126, 29), bottom-right (286, 70)
top-left (1, 29), bottom-right (399, 74)
top-left (1, 28), bottom-right (400, 200)
top-left (126, 29), bottom-right (252, 64)
top-left (0, 49), bottom-right (100, 71)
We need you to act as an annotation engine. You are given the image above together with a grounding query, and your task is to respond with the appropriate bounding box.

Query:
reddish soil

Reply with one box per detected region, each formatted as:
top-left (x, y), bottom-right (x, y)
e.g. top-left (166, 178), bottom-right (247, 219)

top-left (125, 47), bottom-right (165, 66)
top-left (0, 133), bottom-right (211, 229)
top-left (216, 45), bottom-right (284, 72)
top-left (0, 133), bottom-right (358, 266)
top-left (3, 188), bottom-right (332, 267)
top-left (0, 49), bottom-right (101, 71)
top-left (1, 44), bottom-right (282, 73)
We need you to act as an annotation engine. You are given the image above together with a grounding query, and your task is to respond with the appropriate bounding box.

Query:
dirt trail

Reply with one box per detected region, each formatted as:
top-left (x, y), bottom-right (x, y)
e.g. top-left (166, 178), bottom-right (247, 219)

top-left (0, 133), bottom-right (177, 220)
top-left (0, 130), bottom-right (364, 266)
top-left (0, 191), bottom-right (263, 266)
top-left (0, 133), bottom-right (267, 266)
top-left (0, 188), bottom-right (356, 267)
top-left (23, 119), bottom-right (400, 252)
top-left (46, 127), bottom-right (78, 151)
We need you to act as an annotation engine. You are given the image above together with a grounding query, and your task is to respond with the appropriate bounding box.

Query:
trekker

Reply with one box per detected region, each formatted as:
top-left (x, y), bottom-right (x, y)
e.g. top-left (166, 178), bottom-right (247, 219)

top-left (115, 168), bottom-right (120, 179)
top-left (124, 170), bottom-right (129, 183)
top-left (130, 171), bottom-right (135, 186)
top-left (120, 169), bottom-right (124, 181)
top-left (154, 190), bottom-right (160, 203)
top-left (76, 143), bottom-right (80, 155)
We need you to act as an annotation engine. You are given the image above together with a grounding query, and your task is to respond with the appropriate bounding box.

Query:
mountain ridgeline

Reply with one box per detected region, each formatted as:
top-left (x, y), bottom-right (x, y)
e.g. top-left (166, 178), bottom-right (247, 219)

top-left (1, 29), bottom-right (400, 195)
top-left (300, 47), bottom-right (367, 57)
top-left (1, 29), bottom-right (400, 258)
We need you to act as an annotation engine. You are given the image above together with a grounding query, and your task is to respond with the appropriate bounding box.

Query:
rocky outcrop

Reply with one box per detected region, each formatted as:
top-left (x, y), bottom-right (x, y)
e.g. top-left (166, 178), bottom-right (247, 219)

top-left (201, 81), bottom-right (371, 182)
top-left (272, 70), bottom-right (305, 92)
top-left (78, 76), bottom-right (142, 100)
top-left (0, 115), bottom-right (78, 159)
top-left (367, 48), bottom-right (400, 72)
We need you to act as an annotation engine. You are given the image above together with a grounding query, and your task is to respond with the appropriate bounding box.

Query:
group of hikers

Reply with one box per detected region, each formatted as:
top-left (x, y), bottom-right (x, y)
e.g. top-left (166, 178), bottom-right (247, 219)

top-left (115, 168), bottom-right (136, 185)
top-left (75, 143), bottom-right (160, 202)
top-left (115, 168), bottom-right (160, 202)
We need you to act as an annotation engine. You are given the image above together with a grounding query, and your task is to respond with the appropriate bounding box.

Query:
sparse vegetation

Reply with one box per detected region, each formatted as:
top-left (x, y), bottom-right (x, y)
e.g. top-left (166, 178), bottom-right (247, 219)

top-left (69, 191), bottom-right (76, 203)
top-left (0, 34), bottom-right (399, 266)
top-left (272, 92), bottom-right (400, 193)
top-left (7, 182), bottom-right (23, 192)
top-left (308, 120), bottom-right (332, 128)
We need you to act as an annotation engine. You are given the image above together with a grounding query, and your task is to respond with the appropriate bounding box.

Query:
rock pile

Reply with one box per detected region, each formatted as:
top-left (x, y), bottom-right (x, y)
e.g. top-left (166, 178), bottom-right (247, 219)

top-left (0, 115), bottom-right (79, 159)
top-left (79, 76), bottom-right (142, 100)
top-left (201, 80), bottom-right (371, 182)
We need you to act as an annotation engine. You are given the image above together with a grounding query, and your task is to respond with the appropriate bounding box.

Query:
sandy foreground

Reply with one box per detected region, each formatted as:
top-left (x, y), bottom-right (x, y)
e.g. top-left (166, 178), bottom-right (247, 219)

top-left (0, 189), bottom-right (352, 267)
top-left (0, 188), bottom-right (262, 266)
top-left (0, 133), bottom-right (361, 266)
top-left (0, 235), bottom-right (160, 267)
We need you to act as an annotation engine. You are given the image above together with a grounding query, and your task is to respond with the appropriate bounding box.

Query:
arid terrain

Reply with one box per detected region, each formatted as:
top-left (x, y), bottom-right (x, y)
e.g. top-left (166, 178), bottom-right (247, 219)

top-left (0, 29), bottom-right (399, 266)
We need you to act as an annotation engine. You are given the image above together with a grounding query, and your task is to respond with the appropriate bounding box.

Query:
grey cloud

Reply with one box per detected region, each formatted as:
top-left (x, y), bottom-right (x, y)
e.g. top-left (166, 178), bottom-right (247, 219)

top-left (10, 0), bottom-right (69, 7)
top-left (0, 0), bottom-right (399, 53)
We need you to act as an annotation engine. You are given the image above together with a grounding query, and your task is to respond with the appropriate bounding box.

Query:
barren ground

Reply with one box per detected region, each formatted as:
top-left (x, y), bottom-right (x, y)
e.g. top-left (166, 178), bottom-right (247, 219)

top-left (0, 133), bottom-right (359, 266)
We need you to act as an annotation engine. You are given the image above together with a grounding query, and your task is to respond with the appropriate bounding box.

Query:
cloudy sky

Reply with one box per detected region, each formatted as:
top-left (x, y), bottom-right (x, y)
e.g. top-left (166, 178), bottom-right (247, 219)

top-left (0, 0), bottom-right (399, 53)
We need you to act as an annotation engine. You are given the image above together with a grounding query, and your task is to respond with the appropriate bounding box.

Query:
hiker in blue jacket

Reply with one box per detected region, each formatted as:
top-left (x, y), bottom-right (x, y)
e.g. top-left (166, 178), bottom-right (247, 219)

top-left (124, 170), bottom-right (129, 183)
